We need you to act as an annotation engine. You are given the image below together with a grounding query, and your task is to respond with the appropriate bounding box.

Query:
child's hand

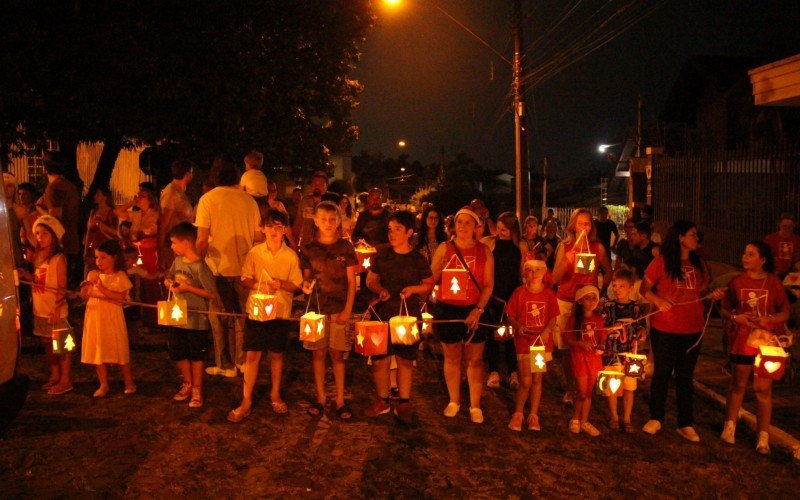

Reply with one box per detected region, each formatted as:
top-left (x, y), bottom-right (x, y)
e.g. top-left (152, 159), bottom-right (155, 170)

top-left (164, 278), bottom-right (173, 288)
top-left (710, 287), bottom-right (725, 301)
top-left (171, 281), bottom-right (187, 294)
top-left (301, 279), bottom-right (316, 295)
top-left (653, 296), bottom-right (673, 312)
top-left (378, 288), bottom-right (391, 301)
top-left (269, 279), bottom-right (282, 293)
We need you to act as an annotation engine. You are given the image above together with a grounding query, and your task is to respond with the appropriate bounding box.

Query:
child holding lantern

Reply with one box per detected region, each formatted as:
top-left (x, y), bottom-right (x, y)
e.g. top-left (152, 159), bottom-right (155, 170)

top-left (720, 241), bottom-right (790, 455)
top-left (564, 285), bottom-right (605, 436)
top-left (228, 209), bottom-right (303, 422)
top-left (163, 222), bottom-right (218, 408)
top-left (300, 201), bottom-right (358, 420)
top-left (504, 259), bottom-right (559, 431)
top-left (600, 268), bottom-right (647, 432)
top-left (364, 210), bottom-right (434, 423)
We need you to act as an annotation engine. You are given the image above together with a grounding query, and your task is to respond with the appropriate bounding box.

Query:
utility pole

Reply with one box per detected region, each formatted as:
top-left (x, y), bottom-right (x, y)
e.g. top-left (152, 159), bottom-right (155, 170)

top-left (513, 0), bottom-right (530, 220)
top-left (541, 156), bottom-right (548, 220)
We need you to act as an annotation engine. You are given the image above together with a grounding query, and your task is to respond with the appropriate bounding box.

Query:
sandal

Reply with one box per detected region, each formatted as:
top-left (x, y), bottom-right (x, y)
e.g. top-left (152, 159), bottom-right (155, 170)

top-left (227, 406), bottom-right (251, 423)
top-left (336, 404), bottom-right (353, 420)
top-left (271, 400), bottom-right (288, 414)
top-left (307, 402), bottom-right (325, 417)
top-left (93, 386), bottom-right (109, 398)
top-left (124, 385), bottom-right (137, 395)
top-left (609, 419), bottom-right (620, 431)
top-left (622, 421), bottom-right (635, 433)
top-left (42, 379), bottom-right (59, 390)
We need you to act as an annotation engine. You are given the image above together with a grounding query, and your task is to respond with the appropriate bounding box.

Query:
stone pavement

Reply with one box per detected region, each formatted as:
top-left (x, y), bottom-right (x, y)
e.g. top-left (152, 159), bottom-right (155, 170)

top-left (2, 322), bottom-right (798, 498)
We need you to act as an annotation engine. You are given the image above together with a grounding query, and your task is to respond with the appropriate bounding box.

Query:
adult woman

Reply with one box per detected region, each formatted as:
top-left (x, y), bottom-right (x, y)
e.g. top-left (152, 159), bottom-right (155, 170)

top-left (339, 194), bottom-right (355, 240)
top-left (130, 188), bottom-right (160, 274)
top-left (416, 205), bottom-right (447, 263)
top-left (720, 241), bottom-right (789, 454)
top-left (480, 212), bottom-right (522, 389)
top-left (430, 207), bottom-right (494, 423)
top-left (641, 220), bottom-right (724, 441)
top-left (552, 209), bottom-right (611, 404)
top-left (83, 186), bottom-right (119, 273)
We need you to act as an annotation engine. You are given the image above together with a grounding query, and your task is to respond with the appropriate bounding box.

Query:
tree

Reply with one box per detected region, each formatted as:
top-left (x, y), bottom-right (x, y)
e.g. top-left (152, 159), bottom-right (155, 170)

top-left (0, 0), bottom-right (374, 208)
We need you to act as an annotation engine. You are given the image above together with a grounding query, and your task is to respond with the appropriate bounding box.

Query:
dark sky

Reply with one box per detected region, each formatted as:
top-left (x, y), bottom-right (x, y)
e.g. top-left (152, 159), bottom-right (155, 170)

top-left (352, 0), bottom-right (800, 178)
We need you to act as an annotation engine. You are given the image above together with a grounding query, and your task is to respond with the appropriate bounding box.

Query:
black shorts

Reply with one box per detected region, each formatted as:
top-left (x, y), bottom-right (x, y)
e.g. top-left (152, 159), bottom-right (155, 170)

top-left (168, 327), bottom-right (209, 362)
top-left (372, 337), bottom-right (418, 362)
top-left (243, 318), bottom-right (293, 353)
top-left (730, 353), bottom-right (757, 366)
top-left (436, 303), bottom-right (488, 344)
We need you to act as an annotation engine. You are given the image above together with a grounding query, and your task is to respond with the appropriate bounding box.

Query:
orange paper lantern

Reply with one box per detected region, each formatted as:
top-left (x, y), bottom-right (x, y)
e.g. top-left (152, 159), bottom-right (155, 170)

top-left (754, 344), bottom-right (789, 380)
top-left (158, 289), bottom-right (188, 326)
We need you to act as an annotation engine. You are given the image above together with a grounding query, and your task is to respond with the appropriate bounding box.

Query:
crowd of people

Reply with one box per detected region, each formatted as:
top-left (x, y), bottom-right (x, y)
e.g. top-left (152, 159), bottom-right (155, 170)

top-left (4, 153), bottom-right (799, 455)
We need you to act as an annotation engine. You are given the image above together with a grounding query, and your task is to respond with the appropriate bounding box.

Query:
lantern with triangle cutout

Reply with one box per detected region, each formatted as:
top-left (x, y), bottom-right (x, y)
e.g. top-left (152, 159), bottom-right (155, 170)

top-left (299, 281), bottom-right (326, 342)
top-left (51, 322), bottom-right (76, 355)
top-left (573, 230), bottom-right (596, 275)
top-left (158, 287), bottom-right (188, 326)
top-left (529, 335), bottom-right (547, 373)
top-left (354, 305), bottom-right (388, 356)
top-left (247, 270), bottom-right (279, 322)
top-left (440, 254), bottom-right (471, 303)
top-left (420, 303), bottom-right (434, 336)
top-left (390, 298), bottom-right (419, 346)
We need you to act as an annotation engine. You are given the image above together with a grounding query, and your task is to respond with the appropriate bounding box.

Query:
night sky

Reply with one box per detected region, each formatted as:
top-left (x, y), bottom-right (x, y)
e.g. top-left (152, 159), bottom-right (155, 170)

top-left (352, 0), bottom-right (800, 178)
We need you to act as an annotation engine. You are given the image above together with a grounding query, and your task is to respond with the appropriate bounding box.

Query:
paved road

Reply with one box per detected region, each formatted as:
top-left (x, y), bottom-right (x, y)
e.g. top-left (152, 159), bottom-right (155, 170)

top-left (1, 326), bottom-right (797, 498)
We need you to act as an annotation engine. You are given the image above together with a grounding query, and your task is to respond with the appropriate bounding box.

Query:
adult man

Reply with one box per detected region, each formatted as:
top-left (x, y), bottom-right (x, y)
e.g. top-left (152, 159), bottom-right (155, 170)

top-left (158, 159), bottom-right (194, 270)
top-left (614, 219), bottom-right (636, 271)
top-left (285, 187), bottom-right (303, 227)
top-left (541, 208), bottom-right (562, 237)
top-left (594, 206), bottom-right (619, 257)
top-left (196, 156), bottom-right (261, 377)
top-left (239, 151), bottom-right (268, 199)
top-left (352, 187), bottom-right (390, 247)
top-left (293, 171), bottom-right (328, 247)
top-left (765, 214), bottom-right (800, 278)
top-left (627, 222), bottom-right (660, 280)
top-left (37, 154), bottom-right (81, 288)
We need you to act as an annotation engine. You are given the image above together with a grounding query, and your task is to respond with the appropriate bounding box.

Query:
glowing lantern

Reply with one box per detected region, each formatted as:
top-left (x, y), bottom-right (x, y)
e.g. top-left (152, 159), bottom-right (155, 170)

top-left (299, 312), bottom-right (326, 342)
top-left (51, 325), bottom-right (76, 355)
top-left (529, 338), bottom-right (547, 373)
top-left (574, 253), bottom-right (596, 275)
top-left (623, 352), bottom-right (647, 380)
top-left (596, 369), bottom-right (625, 396)
top-left (754, 345), bottom-right (789, 380)
top-left (440, 255), bottom-right (472, 303)
top-left (354, 240), bottom-right (377, 274)
top-left (390, 299), bottom-right (419, 346)
top-left (495, 314), bottom-right (515, 341)
top-left (421, 312), bottom-right (434, 335)
top-left (158, 289), bottom-right (188, 326)
top-left (247, 270), bottom-right (279, 321)
top-left (354, 319), bottom-right (389, 356)
top-left (430, 285), bottom-right (439, 303)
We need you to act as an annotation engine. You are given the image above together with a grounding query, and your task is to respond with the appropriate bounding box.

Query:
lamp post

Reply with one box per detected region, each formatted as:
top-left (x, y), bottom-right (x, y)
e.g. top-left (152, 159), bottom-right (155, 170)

top-left (382, 0), bottom-right (529, 219)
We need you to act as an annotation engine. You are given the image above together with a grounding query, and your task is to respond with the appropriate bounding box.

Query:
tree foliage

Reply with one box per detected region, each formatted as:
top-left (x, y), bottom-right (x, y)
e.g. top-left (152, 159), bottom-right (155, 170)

top-left (0, 0), bottom-right (374, 182)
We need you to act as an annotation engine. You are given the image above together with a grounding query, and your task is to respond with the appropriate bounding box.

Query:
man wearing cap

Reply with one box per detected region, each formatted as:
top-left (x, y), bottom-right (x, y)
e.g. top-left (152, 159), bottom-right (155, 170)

top-left (293, 171), bottom-right (329, 247)
top-left (352, 187), bottom-right (390, 248)
top-left (37, 155), bottom-right (81, 289)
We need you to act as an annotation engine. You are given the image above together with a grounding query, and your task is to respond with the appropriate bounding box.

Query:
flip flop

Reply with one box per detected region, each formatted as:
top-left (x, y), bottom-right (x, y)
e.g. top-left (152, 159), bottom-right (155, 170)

top-left (336, 404), bottom-right (353, 421)
top-left (271, 400), bottom-right (288, 414)
top-left (307, 402), bottom-right (324, 417)
top-left (227, 406), bottom-right (251, 423)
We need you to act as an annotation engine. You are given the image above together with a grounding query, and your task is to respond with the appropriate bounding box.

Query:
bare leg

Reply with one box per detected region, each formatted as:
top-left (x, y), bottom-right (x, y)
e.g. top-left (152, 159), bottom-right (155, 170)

top-left (607, 394), bottom-right (619, 423)
top-left (530, 372), bottom-right (543, 415)
top-left (329, 348), bottom-right (346, 409)
top-left (442, 343), bottom-right (463, 405)
top-left (191, 361), bottom-right (204, 391)
top-left (119, 363), bottom-right (135, 390)
top-left (725, 364), bottom-right (751, 422)
top-left (515, 371), bottom-right (532, 413)
top-left (622, 389), bottom-right (635, 423)
top-left (96, 364), bottom-right (109, 391)
top-left (268, 351), bottom-right (284, 404)
top-left (311, 349), bottom-right (327, 405)
top-left (753, 376), bottom-right (773, 434)
top-left (240, 351), bottom-right (262, 410)
top-left (465, 342), bottom-right (485, 409)
top-left (396, 357), bottom-right (414, 399)
top-left (57, 353), bottom-right (72, 387)
top-left (42, 338), bottom-right (59, 385)
top-left (372, 357), bottom-right (391, 399)
top-left (176, 360), bottom-right (191, 386)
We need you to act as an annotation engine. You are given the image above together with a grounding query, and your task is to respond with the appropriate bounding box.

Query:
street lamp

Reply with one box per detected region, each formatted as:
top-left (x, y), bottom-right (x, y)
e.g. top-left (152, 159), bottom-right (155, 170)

top-left (397, 140), bottom-right (406, 148)
top-left (598, 143), bottom-right (618, 154)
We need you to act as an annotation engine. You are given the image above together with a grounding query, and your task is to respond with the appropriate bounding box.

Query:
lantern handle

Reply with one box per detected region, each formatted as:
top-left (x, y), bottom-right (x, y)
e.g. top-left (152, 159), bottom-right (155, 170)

top-left (165, 286), bottom-right (175, 303)
top-left (304, 279), bottom-right (320, 314)
top-left (398, 296), bottom-right (410, 317)
top-left (363, 298), bottom-right (384, 322)
top-left (532, 335), bottom-right (545, 348)
top-left (576, 229), bottom-right (590, 254)
top-left (256, 269), bottom-right (274, 295)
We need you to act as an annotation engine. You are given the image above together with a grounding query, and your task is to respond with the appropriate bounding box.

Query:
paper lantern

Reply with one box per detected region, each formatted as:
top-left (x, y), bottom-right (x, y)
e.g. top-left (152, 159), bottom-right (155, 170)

top-left (158, 290), bottom-right (188, 326)
top-left (596, 369), bottom-right (625, 396)
top-left (495, 314), bottom-right (515, 341)
top-left (574, 253), bottom-right (596, 275)
top-left (754, 345), bottom-right (789, 380)
top-left (440, 255), bottom-right (474, 303)
top-left (354, 240), bottom-right (377, 274)
top-left (247, 293), bottom-right (278, 322)
top-left (529, 341), bottom-right (547, 373)
top-left (623, 352), bottom-right (647, 380)
top-left (421, 312), bottom-right (434, 335)
top-left (390, 299), bottom-right (419, 346)
top-left (51, 325), bottom-right (76, 355)
top-left (746, 328), bottom-right (775, 348)
top-left (430, 285), bottom-right (439, 303)
top-left (299, 312), bottom-right (326, 342)
top-left (355, 320), bottom-right (389, 356)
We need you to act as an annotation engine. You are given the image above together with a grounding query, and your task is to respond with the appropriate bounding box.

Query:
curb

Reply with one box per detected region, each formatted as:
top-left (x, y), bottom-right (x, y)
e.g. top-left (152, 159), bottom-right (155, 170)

top-left (694, 380), bottom-right (800, 460)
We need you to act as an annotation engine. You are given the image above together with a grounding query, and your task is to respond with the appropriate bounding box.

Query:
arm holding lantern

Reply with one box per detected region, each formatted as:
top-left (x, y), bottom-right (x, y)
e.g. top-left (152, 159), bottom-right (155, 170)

top-left (400, 276), bottom-right (435, 299)
top-left (366, 270), bottom-right (390, 301)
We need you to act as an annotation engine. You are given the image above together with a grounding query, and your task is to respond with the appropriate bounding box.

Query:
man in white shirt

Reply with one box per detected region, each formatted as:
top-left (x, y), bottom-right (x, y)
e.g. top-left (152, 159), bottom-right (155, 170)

top-left (196, 156), bottom-right (261, 377)
top-left (239, 151), bottom-right (268, 198)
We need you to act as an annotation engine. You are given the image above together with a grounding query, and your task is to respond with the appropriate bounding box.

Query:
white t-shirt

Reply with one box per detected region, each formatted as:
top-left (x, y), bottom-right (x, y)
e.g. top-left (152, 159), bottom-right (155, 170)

top-left (240, 169), bottom-right (268, 197)
top-left (195, 186), bottom-right (261, 276)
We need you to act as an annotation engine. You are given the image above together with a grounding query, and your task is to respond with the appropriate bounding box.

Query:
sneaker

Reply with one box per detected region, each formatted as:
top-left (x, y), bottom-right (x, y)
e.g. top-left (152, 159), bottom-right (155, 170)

top-left (364, 399), bottom-right (391, 417)
top-left (469, 407), bottom-right (484, 424)
top-left (642, 419), bottom-right (662, 435)
top-left (47, 384), bottom-right (73, 395)
top-left (189, 388), bottom-right (203, 408)
top-left (508, 412), bottom-right (523, 431)
top-left (509, 372), bottom-right (519, 390)
top-left (205, 366), bottom-right (224, 376)
top-left (720, 420), bottom-right (736, 444)
top-left (756, 431), bottom-right (770, 455)
top-left (676, 426), bottom-right (700, 442)
top-left (393, 402), bottom-right (416, 424)
top-left (569, 419), bottom-right (581, 434)
top-left (443, 402), bottom-right (460, 417)
top-left (173, 383), bottom-right (192, 401)
top-left (527, 413), bottom-right (541, 431)
top-left (221, 368), bottom-right (238, 378)
top-left (581, 422), bottom-right (601, 437)
top-left (562, 392), bottom-right (574, 406)
top-left (486, 371), bottom-right (501, 388)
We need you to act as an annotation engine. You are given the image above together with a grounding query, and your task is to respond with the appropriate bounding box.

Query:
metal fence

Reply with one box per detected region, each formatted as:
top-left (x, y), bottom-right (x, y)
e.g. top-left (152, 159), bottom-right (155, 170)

top-left (653, 142), bottom-right (800, 267)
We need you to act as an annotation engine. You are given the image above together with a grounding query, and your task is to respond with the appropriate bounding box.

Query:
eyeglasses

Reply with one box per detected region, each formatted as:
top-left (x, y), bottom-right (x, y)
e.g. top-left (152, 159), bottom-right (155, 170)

top-left (265, 224), bottom-right (285, 230)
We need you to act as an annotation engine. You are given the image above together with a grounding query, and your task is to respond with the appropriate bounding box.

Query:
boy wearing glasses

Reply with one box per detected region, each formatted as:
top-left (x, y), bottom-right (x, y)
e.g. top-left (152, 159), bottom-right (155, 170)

top-left (227, 209), bottom-right (303, 422)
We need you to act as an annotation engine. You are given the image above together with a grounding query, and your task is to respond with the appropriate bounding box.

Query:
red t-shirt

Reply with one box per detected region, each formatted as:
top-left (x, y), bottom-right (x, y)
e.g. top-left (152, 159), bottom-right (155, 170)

top-left (723, 273), bottom-right (789, 355)
top-left (765, 232), bottom-right (800, 276)
top-left (565, 313), bottom-right (605, 375)
top-left (505, 285), bottom-right (559, 352)
top-left (439, 241), bottom-right (488, 306)
top-left (645, 255), bottom-right (710, 334)
top-left (556, 240), bottom-right (604, 301)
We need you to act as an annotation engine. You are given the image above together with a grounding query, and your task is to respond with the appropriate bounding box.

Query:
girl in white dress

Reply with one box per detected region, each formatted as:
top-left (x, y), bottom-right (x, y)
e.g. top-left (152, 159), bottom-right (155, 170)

top-left (80, 239), bottom-right (136, 397)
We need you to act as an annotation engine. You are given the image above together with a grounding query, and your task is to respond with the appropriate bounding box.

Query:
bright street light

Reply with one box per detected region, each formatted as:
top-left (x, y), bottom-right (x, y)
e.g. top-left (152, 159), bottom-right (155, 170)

top-left (383, 0), bottom-right (402, 8)
top-left (397, 140), bottom-right (406, 148)
top-left (598, 143), bottom-right (618, 154)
